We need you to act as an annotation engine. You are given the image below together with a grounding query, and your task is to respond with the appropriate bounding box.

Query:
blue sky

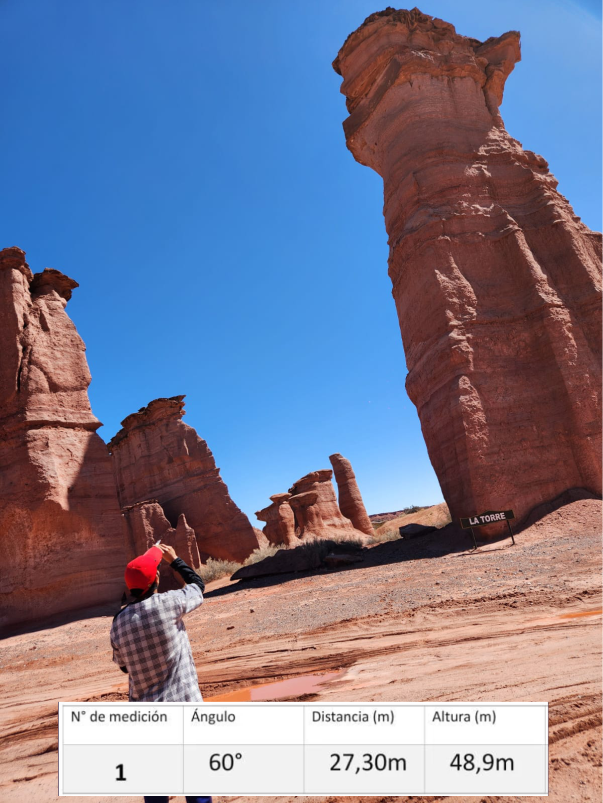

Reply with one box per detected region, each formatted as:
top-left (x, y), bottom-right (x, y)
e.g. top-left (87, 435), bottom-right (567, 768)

top-left (1, 0), bottom-right (600, 525)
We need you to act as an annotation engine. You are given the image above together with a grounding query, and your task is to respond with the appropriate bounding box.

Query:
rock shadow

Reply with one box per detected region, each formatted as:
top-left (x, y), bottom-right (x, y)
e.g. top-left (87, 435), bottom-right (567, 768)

top-left (205, 521), bottom-right (511, 599)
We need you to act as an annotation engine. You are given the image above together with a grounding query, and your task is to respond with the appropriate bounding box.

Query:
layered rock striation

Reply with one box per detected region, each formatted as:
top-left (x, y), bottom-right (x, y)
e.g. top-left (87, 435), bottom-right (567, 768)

top-left (329, 453), bottom-right (373, 535)
top-left (108, 396), bottom-right (260, 562)
top-left (334, 8), bottom-right (602, 525)
top-left (0, 247), bottom-right (128, 628)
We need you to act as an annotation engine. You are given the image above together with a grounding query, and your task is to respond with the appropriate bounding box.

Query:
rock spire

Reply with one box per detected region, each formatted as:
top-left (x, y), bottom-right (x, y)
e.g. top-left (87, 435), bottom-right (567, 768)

top-left (333, 8), bottom-right (602, 525)
top-left (329, 453), bottom-right (373, 535)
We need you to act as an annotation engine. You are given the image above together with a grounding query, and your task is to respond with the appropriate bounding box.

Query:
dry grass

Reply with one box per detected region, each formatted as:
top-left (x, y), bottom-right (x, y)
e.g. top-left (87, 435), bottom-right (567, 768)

top-left (199, 543), bottom-right (285, 585)
top-left (296, 536), bottom-right (365, 562)
top-left (368, 502), bottom-right (451, 542)
top-left (244, 543), bottom-right (284, 565)
top-left (198, 559), bottom-right (241, 585)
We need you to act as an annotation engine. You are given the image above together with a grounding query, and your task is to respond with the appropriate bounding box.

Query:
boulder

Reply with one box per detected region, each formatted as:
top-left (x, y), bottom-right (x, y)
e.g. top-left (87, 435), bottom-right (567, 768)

top-left (398, 523), bottom-right (437, 539)
top-left (0, 248), bottom-right (128, 628)
top-left (333, 8), bottom-right (602, 531)
top-left (108, 396), bottom-right (260, 562)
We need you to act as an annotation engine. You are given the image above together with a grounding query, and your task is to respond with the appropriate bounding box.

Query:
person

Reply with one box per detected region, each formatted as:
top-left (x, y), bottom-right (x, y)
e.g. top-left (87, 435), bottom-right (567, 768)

top-left (111, 542), bottom-right (211, 803)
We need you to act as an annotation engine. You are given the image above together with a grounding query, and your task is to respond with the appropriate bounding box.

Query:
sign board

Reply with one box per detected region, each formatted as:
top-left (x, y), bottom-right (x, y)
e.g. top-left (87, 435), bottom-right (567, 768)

top-left (460, 510), bottom-right (515, 529)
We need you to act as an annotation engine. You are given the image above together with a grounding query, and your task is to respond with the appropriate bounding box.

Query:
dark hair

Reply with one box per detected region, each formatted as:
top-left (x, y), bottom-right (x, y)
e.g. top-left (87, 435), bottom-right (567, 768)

top-left (130, 578), bottom-right (159, 601)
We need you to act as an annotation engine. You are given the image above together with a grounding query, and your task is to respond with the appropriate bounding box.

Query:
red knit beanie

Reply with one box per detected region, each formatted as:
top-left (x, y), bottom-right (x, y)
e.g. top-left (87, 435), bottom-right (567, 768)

top-left (124, 546), bottom-right (162, 593)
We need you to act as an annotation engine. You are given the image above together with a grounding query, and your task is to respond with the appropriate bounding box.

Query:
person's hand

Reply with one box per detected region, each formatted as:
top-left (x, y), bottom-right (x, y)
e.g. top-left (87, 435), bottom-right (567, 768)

top-left (158, 544), bottom-right (178, 564)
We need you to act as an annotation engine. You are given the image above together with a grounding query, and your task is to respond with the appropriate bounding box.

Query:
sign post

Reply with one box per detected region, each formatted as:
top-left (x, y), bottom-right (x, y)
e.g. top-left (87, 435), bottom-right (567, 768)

top-left (459, 509), bottom-right (516, 548)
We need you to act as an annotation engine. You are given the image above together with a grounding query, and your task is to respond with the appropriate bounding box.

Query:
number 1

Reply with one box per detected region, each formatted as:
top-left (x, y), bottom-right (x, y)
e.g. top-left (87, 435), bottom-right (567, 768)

top-left (116, 764), bottom-right (126, 781)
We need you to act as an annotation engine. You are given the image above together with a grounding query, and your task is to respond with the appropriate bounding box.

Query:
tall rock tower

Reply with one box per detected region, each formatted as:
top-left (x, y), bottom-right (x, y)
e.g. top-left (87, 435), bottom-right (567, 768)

top-left (333, 8), bottom-right (602, 525)
top-left (329, 453), bottom-right (374, 536)
top-left (0, 247), bottom-right (128, 628)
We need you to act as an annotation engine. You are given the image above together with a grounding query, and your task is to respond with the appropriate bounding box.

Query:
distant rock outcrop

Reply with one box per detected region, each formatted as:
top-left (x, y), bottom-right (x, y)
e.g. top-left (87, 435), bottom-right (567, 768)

top-left (231, 539), bottom-right (365, 581)
top-left (255, 493), bottom-right (298, 546)
top-left (0, 247), bottom-right (128, 628)
top-left (108, 396), bottom-right (260, 562)
top-left (122, 500), bottom-right (201, 591)
top-left (329, 453), bottom-right (373, 535)
top-left (334, 8), bottom-right (602, 527)
top-left (288, 469), bottom-right (368, 543)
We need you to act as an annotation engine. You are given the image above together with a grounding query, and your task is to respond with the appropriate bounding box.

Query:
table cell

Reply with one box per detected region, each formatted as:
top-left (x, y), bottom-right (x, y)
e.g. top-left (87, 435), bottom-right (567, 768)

top-left (304, 744), bottom-right (425, 795)
top-left (305, 705), bottom-right (424, 745)
top-left (62, 744), bottom-right (183, 795)
top-left (425, 744), bottom-right (547, 795)
top-left (62, 704), bottom-right (183, 745)
top-left (183, 744), bottom-right (303, 794)
top-left (425, 705), bottom-right (546, 745)
top-left (184, 704), bottom-right (303, 744)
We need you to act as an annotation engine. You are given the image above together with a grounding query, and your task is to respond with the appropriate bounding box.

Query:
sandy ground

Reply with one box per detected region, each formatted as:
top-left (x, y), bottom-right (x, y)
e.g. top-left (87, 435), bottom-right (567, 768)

top-left (0, 499), bottom-right (601, 803)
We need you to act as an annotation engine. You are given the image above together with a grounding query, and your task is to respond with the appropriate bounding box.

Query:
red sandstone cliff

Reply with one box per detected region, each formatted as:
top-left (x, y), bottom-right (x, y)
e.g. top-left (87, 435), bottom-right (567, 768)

top-left (122, 501), bottom-right (201, 592)
top-left (334, 8), bottom-right (602, 527)
top-left (0, 247), bottom-right (128, 628)
top-left (108, 396), bottom-right (260, 562)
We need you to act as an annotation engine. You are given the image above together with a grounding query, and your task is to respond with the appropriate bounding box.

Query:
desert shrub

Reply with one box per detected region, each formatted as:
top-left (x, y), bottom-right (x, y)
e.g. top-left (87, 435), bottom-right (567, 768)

top-left (198, 543), bottom-right (286, 585)
top-left (243, 543), bottom-right (284, 566)
top-left (198, 558), bottom-right (240, 584)
top-left (296, 536), bottom-right (365, 562)
top-left (402, 504), bottom-right (423, 515)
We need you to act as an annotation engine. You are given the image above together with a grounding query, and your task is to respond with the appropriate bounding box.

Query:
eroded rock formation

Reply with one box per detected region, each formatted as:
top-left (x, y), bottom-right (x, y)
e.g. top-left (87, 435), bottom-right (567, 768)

top-left (108, 396), bottom-right (260, 562)
top-left (0, 247), bottom-right (128, 628)
top-left (329, 453), bottom-right (373, 535)
top-left (122, 500), bottom-right (201, 591)
top-left (256, 493), bottom-right (298, 546)
top-left (288, 469), bottom-right (368, 542)
top-left (334, 8), bottom-right (602, 526)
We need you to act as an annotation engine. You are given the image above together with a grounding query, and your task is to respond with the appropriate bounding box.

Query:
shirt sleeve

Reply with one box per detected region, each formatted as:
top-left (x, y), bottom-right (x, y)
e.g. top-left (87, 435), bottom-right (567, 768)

top-left (170, 557), bottom-right (205, 594)
top-left (169, 582), bottom-right (205, 619)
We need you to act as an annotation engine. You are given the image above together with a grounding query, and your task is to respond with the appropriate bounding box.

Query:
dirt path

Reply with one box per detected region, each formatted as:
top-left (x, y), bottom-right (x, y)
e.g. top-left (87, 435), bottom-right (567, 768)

top-left (1, 499), bottom-right (601, 802)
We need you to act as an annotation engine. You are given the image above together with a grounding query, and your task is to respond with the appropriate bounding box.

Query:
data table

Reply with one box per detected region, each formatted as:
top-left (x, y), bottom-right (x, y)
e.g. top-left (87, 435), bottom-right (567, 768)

top-left (59, 702), bottom-right (548, 796)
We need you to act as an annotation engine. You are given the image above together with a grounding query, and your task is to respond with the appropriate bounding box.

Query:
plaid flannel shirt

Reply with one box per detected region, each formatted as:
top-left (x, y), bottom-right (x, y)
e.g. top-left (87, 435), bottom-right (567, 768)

top-left (110, 583), bottom-right (204, 702)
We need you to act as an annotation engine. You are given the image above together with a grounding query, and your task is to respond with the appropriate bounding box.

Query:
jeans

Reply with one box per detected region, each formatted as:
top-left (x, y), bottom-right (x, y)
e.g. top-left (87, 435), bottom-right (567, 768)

top-left (144, 798), bottom-right (212, 803)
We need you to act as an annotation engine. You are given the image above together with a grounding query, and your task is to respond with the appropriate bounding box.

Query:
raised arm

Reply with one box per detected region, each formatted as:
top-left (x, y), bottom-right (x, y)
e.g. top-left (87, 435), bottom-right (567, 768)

top-left (158, 543), bottom-right (205, 593)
